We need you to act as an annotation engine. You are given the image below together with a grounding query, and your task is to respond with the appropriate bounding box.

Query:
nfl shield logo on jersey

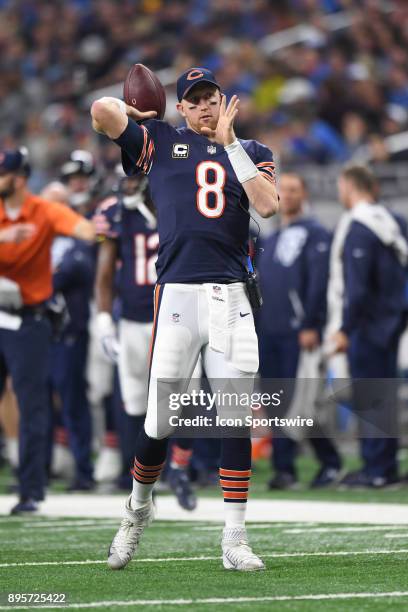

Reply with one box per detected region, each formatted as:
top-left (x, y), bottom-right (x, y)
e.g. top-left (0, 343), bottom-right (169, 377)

top-left (207, 145), bottom-right (217, 155)
top-left (172, 312), bottom-right (180, 323)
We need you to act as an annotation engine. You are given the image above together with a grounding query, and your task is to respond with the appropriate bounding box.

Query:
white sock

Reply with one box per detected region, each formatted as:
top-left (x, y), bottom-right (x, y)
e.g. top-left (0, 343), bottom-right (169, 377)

top-left (130, 458), bottom-right (164, 510)
top-left (224, 502), bottom-right (247, 529)
top-left (131, 480), bottom-right (155, 510)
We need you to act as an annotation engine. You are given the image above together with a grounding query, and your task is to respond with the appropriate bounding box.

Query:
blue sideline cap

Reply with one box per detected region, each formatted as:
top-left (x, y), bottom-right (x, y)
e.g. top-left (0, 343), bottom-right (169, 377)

top-left (0, 149), bottom-right (30, 176)
top-left (176, 67), bottom-right (220, 102)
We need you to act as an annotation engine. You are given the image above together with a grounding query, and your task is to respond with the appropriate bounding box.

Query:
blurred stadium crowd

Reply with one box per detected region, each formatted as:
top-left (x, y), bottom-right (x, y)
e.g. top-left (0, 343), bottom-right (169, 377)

top-left (1, 0), bottom-right (408, 191)
top-left (1, 0), bottom-right (408, 513)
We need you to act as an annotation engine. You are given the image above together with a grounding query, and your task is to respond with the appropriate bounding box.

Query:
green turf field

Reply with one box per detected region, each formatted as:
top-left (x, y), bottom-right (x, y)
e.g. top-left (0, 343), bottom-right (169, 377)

top-left (1, 454), bottom-right (408, 609)
top-left (1, 516), bottom-right (408, 610)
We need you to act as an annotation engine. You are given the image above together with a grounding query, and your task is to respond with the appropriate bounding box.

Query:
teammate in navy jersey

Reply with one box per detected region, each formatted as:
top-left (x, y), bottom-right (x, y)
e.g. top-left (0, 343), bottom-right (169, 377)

top-left (94, 170), bottom-right (197, 509)
top-left (94, 174), bottom-right (158, 328)
top-left (91, 67), bottom-right (279, 571)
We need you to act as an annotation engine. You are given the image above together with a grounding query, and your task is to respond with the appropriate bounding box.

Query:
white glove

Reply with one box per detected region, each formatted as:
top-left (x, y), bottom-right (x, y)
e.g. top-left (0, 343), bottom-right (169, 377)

top-left (95, 312), bottom-right (119, 363)
top-left (0, 277), bottom-right (23, 309)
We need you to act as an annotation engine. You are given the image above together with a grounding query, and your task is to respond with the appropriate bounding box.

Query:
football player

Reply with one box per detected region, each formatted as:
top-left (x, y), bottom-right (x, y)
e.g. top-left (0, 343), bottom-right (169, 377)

top-left (60, 150), bottom-right (100, 216)
top-left (94, 167), bottom-right (197, 510)
top-left (91, 67), bottom-right (279, 571)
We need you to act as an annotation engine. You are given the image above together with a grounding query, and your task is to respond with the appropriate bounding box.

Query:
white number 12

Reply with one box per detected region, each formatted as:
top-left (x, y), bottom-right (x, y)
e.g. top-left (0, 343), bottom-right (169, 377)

top-left (134, 233), bottom-right (159, 285)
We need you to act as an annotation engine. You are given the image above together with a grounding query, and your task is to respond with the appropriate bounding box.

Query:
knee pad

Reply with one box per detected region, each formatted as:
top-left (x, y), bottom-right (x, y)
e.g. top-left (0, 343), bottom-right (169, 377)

top-left (145, 375), bottom-right (188, 441)
top-left (144, 399), bottom-right (176, 440)
top-left (144, 421), bottom-right (173, 440)
top-left (151, 325), bottom-right (192, 379)
top-left (118, 354), bottom-right (148, 416)
top-left (146, 321), bottom-right (197, 439)
top-left (121, 384), bottom-right (148, 416)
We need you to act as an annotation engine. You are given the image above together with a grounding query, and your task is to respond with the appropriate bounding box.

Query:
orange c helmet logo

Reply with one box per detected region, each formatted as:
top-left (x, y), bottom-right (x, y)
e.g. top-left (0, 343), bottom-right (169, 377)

top-left (187, 69), bottom-right (204, 81)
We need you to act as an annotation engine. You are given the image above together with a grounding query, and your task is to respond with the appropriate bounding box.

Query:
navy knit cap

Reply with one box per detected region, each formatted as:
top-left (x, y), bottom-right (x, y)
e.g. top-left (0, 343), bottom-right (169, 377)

top-left (176, 67), bottom-right (220, 102)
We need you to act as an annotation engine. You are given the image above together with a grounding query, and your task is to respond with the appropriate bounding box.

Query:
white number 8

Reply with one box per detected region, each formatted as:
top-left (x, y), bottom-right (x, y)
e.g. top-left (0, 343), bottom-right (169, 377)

top-left (196, 161), bottom-right (226, 218)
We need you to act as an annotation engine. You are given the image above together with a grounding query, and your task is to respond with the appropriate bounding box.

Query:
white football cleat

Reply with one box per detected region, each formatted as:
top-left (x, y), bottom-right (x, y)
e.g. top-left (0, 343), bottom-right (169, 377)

top-left (107, 495), bottom-right (154, 570)
top-left (222, 527), bottom-right (265, 571)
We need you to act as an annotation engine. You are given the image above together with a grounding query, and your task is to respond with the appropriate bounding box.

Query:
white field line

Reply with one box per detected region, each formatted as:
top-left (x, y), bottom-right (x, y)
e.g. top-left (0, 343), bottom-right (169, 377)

top-left (3, 520), bottom-right (204, 529)
top-left (2, 524), bottom-right (253, 534)
top-left (1, 591), bottom-right (408, 609)
top-left (9, 523), bottom-right (405, 534)
top-left (385, 534), bottom-right (408, 539)
top-left (11, 525), bottom-right (118, 532)
top-left (196, 524), bottom-right (408, 533)
top-left (0, 521), bottom-right (314, 535)
top-left (284, 526), bottom-right (408, 534)
top-left (0, 523), bottom-right (119, 533)
top-left (1, 521), bottom-right (313, 532)
top-left (194, 522), bottom-right (318, 531)
top-left (2, 495), bottom-right (408, 524)
top-left (17, 520), bottom-right (119, 528)
top-left (1, 548), bottom-right (408, 569)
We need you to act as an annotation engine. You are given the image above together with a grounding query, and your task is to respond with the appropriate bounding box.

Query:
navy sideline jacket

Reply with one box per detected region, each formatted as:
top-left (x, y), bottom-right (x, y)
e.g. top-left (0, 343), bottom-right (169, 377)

top-left (341, 214), bottom-right (408, 348)
top-left (257, 217), bottom-right (331, 336)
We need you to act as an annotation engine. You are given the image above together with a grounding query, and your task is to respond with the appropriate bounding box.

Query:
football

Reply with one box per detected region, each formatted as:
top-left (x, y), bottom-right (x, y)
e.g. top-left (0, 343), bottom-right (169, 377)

top-left (123, 63), bottom-right (166, 119)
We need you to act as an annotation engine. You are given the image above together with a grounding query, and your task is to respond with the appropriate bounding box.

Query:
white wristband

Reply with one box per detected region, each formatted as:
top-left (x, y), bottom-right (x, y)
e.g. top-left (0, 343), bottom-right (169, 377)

top-left (224, 139), bottom-right (258, 183)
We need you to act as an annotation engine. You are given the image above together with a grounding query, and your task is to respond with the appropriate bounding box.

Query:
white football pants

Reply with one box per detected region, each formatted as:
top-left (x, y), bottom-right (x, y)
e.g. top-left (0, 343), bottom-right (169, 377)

top-left (118, 319), bottom-right (152, 416)
top-left (144, 283), bottom-right (259, 439)
top-left (87, 312), bottom-right (114, 405)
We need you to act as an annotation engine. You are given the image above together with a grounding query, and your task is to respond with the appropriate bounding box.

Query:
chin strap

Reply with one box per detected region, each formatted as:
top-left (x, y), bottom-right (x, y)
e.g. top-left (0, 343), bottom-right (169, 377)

top-left (122, 195), bottom-right (157, 229)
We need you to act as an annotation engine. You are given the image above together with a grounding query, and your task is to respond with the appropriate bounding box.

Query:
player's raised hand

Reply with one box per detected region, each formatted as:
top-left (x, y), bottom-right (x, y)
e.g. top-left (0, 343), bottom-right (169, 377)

top-left (200, 94), bottom-right (240, 146)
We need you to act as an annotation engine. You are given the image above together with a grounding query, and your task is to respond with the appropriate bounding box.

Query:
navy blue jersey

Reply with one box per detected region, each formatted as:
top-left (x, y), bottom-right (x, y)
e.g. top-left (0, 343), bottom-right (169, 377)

top-left (52, 237), bottom-right (93, 334)
top-left (256, 217), bottom-right (331, 336)
top-left (115, 119), bottom-right (275, 284)
top-left (97, 196), bottom-right (158, 323)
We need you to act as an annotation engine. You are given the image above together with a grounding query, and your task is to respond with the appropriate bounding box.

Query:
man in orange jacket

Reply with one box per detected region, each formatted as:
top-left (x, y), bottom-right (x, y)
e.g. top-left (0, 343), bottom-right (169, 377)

top-left (0, 148), bottom-right (95, 513)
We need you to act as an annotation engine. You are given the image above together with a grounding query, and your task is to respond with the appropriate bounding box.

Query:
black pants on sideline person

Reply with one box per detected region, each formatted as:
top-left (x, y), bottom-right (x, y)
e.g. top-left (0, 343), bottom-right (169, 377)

top-left (348, 330), bottom-right (399, 479)
top-left (0, 312), bottom-right (51, 501)
top-left (259, 331), bottom-right (341, 481)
